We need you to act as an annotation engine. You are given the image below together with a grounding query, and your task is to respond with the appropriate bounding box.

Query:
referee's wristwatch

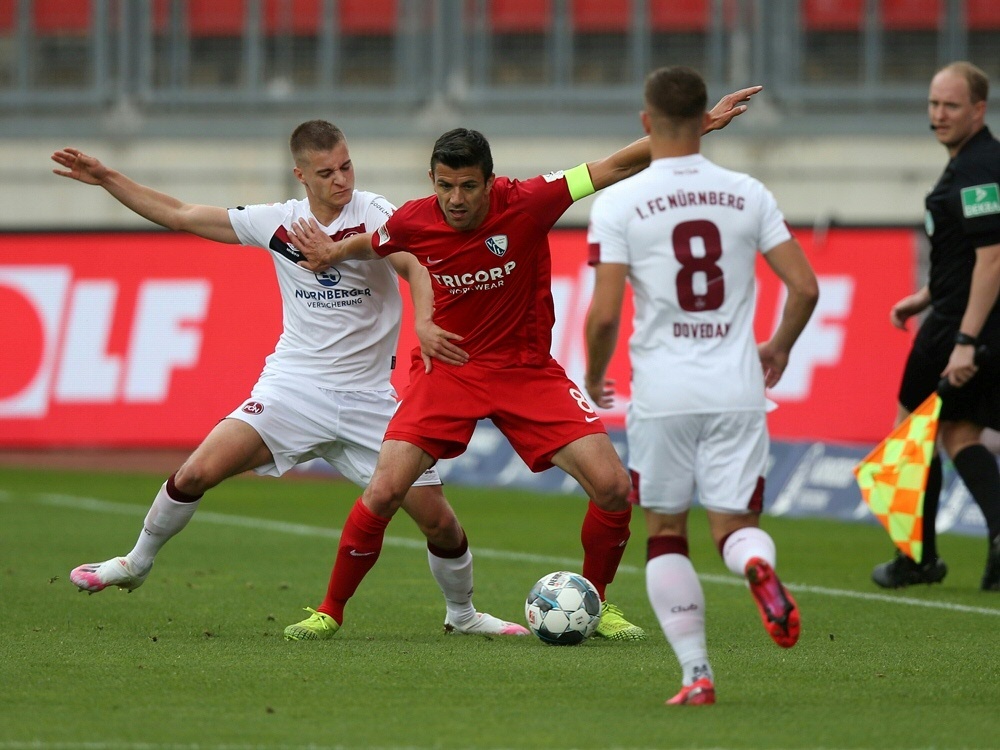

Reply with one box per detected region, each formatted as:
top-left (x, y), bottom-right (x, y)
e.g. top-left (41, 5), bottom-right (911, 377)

top-left (954, 332), bottom-right (978, 346)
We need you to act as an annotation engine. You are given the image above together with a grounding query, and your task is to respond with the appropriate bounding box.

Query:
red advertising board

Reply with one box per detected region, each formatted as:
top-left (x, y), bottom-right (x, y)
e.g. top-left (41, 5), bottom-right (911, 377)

top-left (1, 228), bottom-right (915, 447)
top-left (0, 233), bottom-right (282, 446)
top-left (752, 227), bottom-right (918, 443)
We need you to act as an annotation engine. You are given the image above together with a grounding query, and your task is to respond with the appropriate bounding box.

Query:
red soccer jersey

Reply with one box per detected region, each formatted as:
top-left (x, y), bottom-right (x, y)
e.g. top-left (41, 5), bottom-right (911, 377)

top-left (372, 174), bottom-right (574, 367)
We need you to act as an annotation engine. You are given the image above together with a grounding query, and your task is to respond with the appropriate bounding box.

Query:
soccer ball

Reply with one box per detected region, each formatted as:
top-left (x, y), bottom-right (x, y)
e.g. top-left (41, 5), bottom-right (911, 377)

top-left (524, 570), bottom-right (602, 645)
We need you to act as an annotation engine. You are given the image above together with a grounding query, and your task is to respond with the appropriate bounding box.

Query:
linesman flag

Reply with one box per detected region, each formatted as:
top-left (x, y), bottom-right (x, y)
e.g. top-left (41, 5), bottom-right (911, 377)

top-left (852, 394), bottom-right (941, 564)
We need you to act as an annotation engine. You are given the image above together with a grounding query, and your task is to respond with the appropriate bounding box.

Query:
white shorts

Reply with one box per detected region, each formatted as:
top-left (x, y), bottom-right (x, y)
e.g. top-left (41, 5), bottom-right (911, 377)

top-left (626, 410), bottom-right (767, 515)
top-left (226, 372), bottom-right (441, 487)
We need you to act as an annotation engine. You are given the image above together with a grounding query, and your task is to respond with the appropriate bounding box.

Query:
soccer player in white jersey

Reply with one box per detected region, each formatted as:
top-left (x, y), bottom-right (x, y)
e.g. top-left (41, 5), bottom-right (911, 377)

top-left (584, 67), bottom-right (819, 705)
top-left (51, 120), bottom-right (528, 639)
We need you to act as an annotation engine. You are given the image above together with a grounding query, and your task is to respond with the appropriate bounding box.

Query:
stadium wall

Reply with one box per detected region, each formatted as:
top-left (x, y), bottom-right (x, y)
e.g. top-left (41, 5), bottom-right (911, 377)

top-left (0, 227), bottom-right (914, 446)
top-left (11, 133), bottom-right (944, 228)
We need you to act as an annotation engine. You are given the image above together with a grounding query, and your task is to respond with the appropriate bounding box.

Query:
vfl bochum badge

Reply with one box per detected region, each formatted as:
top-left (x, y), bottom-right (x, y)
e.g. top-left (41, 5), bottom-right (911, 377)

top-left (485, 234), bottom-right (508, 257)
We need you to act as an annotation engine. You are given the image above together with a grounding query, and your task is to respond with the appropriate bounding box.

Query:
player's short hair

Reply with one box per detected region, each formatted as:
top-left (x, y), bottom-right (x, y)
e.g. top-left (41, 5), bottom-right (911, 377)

top-left (430, 128), bottom-right (494, 181)
top-left (644, 66), bottom-right (708, 121)
top-left (289, 120), bottom-right (346, 162)
top-left (940, 61), bottom-right (989, 104)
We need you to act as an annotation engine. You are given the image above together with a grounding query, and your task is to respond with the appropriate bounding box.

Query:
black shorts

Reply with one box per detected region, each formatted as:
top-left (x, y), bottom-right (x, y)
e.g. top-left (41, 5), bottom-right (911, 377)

top-left (898, 312), bottom-right (1000, 429)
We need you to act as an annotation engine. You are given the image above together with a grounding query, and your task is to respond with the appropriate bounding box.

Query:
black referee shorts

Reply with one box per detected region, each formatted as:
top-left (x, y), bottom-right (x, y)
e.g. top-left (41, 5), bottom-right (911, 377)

top-left (898, 312), bottom-right (1000, 429)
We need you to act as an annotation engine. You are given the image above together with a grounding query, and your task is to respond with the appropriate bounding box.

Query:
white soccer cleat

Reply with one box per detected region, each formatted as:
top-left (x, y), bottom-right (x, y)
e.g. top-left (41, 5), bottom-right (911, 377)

top-left (70, 557), bottom-right (151, 593)
top-left (444, 612), bottom-right (530, 636)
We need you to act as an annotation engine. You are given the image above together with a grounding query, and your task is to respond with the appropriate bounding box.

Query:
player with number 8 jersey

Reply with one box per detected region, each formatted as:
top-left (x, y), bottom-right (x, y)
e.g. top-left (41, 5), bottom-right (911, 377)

top-left (587, 145), bottom-right (791, 417)
top-left (585, 66), bottom-right (818, 704)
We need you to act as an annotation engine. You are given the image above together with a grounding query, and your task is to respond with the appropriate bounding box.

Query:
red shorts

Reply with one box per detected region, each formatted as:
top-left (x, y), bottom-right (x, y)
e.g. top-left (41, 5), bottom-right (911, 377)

top-left (386, 356), bottom-right (607, 472)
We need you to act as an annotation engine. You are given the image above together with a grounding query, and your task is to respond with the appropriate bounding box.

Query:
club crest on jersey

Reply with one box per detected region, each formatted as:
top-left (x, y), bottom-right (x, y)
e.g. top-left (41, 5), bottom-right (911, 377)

top-left (485, 235), bottom-right (508, 257)
top-left (242, 401), bottom-right (264, 415)
top-left (316, 268), bottom-right (342, 288)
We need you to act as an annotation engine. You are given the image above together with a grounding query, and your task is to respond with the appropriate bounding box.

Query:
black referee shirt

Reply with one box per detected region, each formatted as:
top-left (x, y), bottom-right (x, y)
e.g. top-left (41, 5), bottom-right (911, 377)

top-left (925, 125), bottom-right (1000, 324)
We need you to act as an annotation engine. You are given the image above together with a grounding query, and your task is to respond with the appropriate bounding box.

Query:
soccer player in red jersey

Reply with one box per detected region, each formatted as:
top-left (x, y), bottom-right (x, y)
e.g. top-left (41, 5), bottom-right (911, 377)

top-left (284, 85), bottom-right (762, 640)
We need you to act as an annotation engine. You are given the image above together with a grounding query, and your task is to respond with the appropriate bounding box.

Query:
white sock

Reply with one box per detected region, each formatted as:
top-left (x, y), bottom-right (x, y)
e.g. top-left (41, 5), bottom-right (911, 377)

top-left (646, 553), bottom-right (712, 686)
top-left (428, 547), bottom-right (476, 625)
top-left (722, 527), bottom-right (776, 577)
top-left (126, 482), bottom-right (200, 571)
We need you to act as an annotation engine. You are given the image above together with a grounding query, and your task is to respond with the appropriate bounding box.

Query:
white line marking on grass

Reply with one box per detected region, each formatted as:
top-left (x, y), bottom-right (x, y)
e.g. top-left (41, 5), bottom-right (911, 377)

top-left (0, 747), bottom-right (427, 750)
top-left (0, 744), bottom-right (686, 750)
top-left (0, 744), bottom-right (679, 750)
top-left (696, 575), bottom-right (1000, 616)
top-left (9, 489), bottom-right (1000, 618)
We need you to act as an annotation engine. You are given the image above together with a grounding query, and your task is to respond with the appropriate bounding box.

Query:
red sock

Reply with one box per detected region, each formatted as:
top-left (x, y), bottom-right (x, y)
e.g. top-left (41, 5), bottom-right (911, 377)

top-left (318, 498), bottom-right (390, 624)
top-left (581, 500), bottom-right (631, 600)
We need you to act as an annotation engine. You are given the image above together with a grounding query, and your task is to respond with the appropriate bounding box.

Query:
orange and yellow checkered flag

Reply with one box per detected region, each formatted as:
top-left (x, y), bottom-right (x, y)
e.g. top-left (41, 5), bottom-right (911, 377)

top-left (852, 393), bottom-right (941, 564)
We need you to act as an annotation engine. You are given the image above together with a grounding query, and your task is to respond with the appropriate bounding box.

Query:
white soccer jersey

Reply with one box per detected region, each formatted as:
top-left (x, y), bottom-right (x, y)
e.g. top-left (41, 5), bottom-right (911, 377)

top-left (228, 192), bottom-right (401, 391)
top-left (588, 154), bottom-right (791, 416)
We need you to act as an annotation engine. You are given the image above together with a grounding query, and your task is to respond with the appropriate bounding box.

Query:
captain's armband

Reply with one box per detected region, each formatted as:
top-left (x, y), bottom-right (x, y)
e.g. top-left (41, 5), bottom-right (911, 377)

top-left (565, 164), bottom-right (596, 202)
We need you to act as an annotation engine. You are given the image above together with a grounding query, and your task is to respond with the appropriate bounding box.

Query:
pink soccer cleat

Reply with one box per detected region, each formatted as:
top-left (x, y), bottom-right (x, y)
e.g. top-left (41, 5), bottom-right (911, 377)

top-left (666, 678), bottom-right (716, 706)
top-left (70, 557), bottom-right (150, 593)
top-left (745, 557), bottom-right (800, 648)
top-left (444, 612), bottom-right (529, 636)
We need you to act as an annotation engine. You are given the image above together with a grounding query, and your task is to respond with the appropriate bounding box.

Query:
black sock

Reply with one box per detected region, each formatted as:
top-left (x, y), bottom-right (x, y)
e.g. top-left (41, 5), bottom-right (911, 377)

top-left (952, 444), bottom-right (1000, 543)
top-left (922, 455), bottom-right (943, 562)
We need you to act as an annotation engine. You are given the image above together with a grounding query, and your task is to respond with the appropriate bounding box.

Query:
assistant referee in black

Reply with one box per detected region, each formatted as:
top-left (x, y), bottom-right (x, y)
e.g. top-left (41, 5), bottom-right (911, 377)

top-left (873, 61), bottom-right (1000, 591)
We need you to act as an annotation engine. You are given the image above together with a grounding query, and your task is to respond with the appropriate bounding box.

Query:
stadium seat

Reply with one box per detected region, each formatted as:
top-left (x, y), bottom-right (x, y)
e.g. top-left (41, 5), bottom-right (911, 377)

top-left (490, 0), bottom-right (551, 33)
top-left (800, 0), bottom-right (864, 83)
top-left (483, 0), bottom-right (551, 84)
top-left (33, 0), bottom-right (91, 34)
top-left (261, 0), bottom-right (397, 36)
top-left (0, 1), bottom-right (14, 33)
top-left (647, 0), bottom-right (710, 77)
top-left (570, 0), bottom-right (631, 84)
top-left (150, 0), bottom-right (245, 36)
top-left (880, 0), bottom-right (941, 30)
top-left (334, 0), bottom-right (397, 35)
top-left (151, 0), bottom-right (398, 37)
top-left (649, 0), bottom-right (710, 32)
top-left (572, 0), bottom-right (630, 33)
top-left (967, 0), bottom-right (1000, 29)
top-left (264, 0), bottom-right (319, 36)
top-left (803, 0), bottom-right (863, 31)
top-left (880, 0), bottom-right (941, 83)
top-left (187, 0), bottom-right (246, 36)
top-left (25, 0), bottom-right (94, 88)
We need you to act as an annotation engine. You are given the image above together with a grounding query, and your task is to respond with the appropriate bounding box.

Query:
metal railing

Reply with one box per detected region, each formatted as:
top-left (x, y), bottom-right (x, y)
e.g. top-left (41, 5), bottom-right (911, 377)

top-left (1, 1), bottom-right (997, 126)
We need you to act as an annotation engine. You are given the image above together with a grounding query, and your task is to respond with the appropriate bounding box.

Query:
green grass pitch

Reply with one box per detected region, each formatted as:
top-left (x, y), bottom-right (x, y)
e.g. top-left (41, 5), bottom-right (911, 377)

top-left (2, 464), bottom-right (998, 750)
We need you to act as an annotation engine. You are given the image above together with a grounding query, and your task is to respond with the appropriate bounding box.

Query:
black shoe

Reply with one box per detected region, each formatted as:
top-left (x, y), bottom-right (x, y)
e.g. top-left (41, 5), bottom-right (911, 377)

top-left (981, 536), bottom-right (1000, 592)
top-left (872, 552), bottom-right (947, 589)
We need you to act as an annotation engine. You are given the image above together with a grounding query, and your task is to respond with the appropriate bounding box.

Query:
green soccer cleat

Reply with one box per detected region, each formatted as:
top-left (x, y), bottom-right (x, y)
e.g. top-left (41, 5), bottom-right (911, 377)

top-left (283, 607), bottom-right (340, 641)
top-left (594, 601), bottom-right (646, 641)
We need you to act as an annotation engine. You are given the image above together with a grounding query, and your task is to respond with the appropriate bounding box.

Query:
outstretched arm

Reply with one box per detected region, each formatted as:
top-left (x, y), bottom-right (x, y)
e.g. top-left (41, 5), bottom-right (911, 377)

top-left (585, 84), bottom-right (764, 191)
top-left (51, 147), bottom-right (238, 244)
top-left (388, 253), bottom-right (469, 371)
top-left (757, 239), bottom-right (819, 388)
top-left (703, 84), bottom-right (764, 133)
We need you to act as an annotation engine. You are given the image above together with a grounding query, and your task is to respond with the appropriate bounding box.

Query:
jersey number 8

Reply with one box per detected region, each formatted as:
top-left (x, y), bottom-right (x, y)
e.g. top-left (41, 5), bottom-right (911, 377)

top-left (673, 219), bottom-right (724, 312)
